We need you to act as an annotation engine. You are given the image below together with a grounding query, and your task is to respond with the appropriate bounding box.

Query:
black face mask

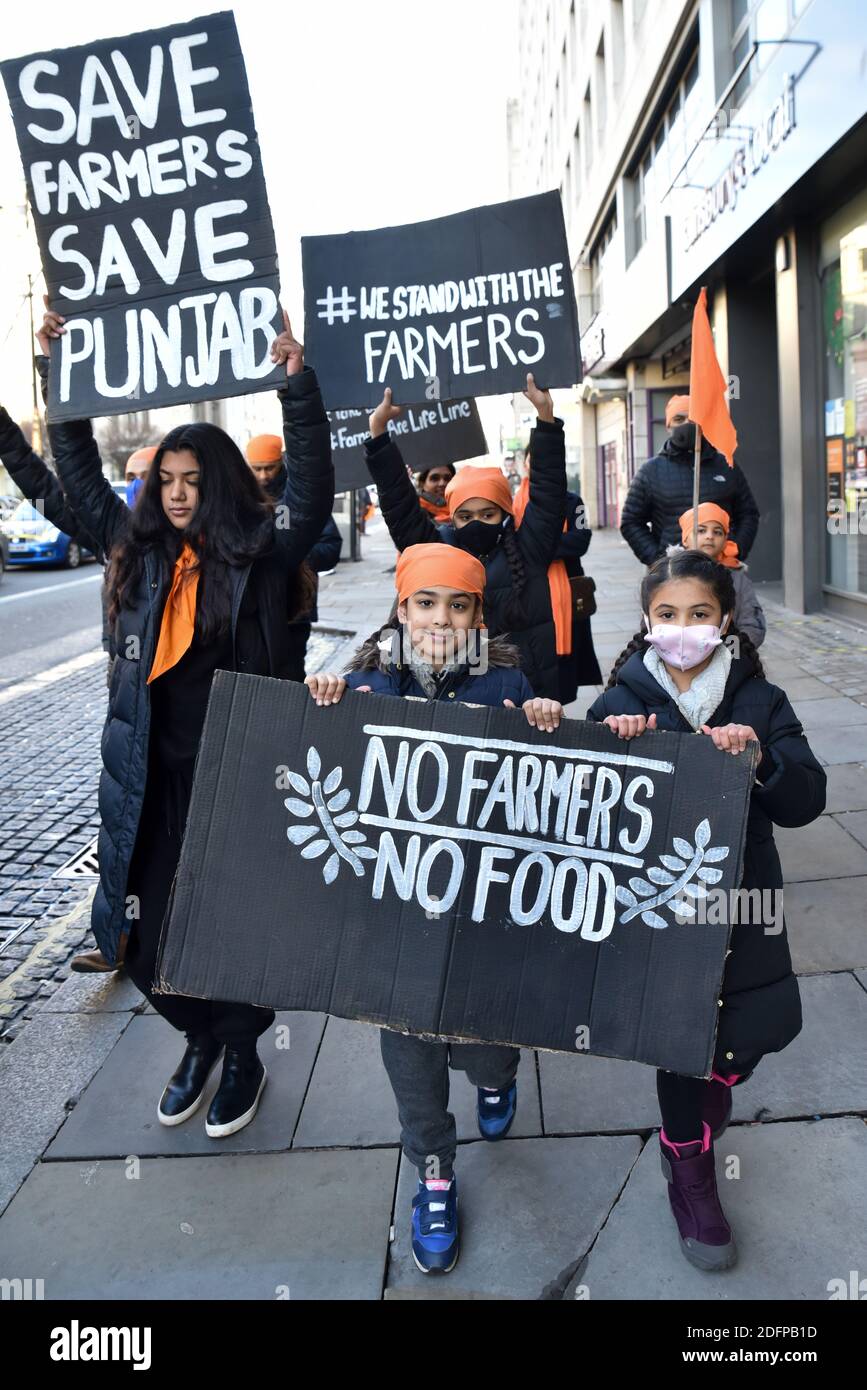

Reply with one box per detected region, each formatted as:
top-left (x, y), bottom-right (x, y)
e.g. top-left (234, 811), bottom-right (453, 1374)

top-left (670, 422), bottom-right (698, 452)
top-left (455, 519), bottom-right (504, 558)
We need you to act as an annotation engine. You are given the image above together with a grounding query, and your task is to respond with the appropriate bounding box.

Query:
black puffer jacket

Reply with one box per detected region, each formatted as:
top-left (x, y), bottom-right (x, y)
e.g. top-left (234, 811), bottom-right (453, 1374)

top-left (364, 420), bottom-right (567, 698)
top-left (0, 405), bottom-right (103, 561)
top-left (49, 369), bottom-right (334, 965)
top-left (263, 460), bottom-right (342, 623)
top-left (587, 652), bottom-right (826, 1070)
top-left (620, 437), bottom-right (760, 565)
top-left (555, 489), bottom-right (602, 698)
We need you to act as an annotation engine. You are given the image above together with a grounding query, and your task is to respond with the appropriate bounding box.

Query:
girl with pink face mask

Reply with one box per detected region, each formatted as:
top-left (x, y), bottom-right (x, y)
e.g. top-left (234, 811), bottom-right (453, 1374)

top-left (587, 550), bottom-right (825, 1275)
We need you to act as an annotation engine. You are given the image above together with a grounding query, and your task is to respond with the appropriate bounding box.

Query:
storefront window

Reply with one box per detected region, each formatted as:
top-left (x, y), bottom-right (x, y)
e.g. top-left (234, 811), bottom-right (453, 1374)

top-left (823, 220), bottom-right (867, 596)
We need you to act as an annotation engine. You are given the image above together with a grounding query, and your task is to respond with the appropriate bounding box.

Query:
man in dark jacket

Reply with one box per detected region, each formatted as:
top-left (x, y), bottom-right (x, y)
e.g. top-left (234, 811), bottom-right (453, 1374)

top-left (620, 394), bottom-right (760, 565)
top-left (246, 433), bottom-right (342, 680)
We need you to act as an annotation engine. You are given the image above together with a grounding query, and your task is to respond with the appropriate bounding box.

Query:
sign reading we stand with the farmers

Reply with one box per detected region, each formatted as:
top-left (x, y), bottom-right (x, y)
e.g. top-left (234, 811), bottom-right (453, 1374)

top-left (156, 675), bottom-right (756, 1077)
top-left (2, 12), bottom-right (284, 420)
top-left (302, 191), bottom-right (582, 409)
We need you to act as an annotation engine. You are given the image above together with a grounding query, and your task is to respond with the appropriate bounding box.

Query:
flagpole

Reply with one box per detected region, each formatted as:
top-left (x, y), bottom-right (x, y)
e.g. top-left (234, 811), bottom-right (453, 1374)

top-left (692, 424), bottom-right (703, 547)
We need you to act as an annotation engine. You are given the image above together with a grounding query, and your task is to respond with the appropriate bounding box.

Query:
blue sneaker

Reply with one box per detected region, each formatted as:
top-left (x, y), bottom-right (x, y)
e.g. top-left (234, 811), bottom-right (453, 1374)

top-left (477, 1081), bottom-right (517, 1140)
top-left (411, 1178), bottom-right (459, 1274)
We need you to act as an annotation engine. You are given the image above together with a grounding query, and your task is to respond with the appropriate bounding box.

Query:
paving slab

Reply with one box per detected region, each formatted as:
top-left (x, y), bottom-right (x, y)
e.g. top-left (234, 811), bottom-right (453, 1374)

top-left (538, 1051), bottom-right (660, 1133)
top-left (294, 1016), bottom-right (541, 1149)
top-left (731, 973), bottom-right (867, 1121)
top-left (384, 1134), bottom-right (641, 1300)
top-left (46, 1011), bottom-right (326, 1159)
top-left (791, 696), bottom-right (867, 729)
top-left (856, 971), bottom-right (867, 994)
top-left (786, 877), bottom-right (867, 972)
top-left (0, 1148), bottom-right (397, 1300)
top-left (0, 1011), bottom-right (130, 1216)
top-left (579, 1117), bottom-right (867, 1300)
top-left (806, 725), bottom-right (867, 765)
top-left (833, 811), bottom-right (867, 851)
top-left (783, 676), bottom-right (847, 701)
top-left (775, 815), bottom-right (867, 881)
top-left (821, 763), bottom-right (867, 813)
top-left (37, 968), bottom-right (143, 1013)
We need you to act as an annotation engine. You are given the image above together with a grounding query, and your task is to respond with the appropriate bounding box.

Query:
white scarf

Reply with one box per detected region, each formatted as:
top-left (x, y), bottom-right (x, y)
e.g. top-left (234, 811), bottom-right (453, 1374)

top-left (643, 642), bottom-right (732, 731)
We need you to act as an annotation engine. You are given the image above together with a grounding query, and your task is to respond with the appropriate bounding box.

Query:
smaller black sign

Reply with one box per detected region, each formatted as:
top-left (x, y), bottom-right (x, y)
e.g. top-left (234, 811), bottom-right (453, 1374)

top-left (329, 396), bottom-right (487, 493)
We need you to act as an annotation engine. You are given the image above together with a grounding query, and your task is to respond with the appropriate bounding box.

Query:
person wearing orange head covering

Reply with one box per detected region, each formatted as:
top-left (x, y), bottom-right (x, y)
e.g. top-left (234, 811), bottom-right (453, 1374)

top-left (359, 375), bottom-right (569, 699)
top-left (304, 538), bottom-right (563, 1274)
top-left (620, 391), bottom-right (760, 567)
top-left (676, 502), bottom-right (766, 647)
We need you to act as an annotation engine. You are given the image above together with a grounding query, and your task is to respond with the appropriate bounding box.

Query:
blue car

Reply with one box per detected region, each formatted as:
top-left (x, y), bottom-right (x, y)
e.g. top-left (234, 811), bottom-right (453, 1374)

top-left (0, 499), bottom-right (95, 568)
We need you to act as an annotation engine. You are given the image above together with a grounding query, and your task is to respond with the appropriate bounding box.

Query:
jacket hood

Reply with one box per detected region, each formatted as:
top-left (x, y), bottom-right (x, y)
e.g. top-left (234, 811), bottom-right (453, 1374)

top-left (613, 647), bottom-right (758, 705)
top-left (347, 624), bottom-right (523, 673)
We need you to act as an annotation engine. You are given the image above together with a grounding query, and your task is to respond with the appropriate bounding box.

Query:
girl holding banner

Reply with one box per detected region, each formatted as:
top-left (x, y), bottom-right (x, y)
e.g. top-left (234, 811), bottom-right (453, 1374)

top-left (38, 305), bottom-right (335, 1140)
top-left (588, 549), bottom-right (825, 1272)
top-left (363, 375), bottom-right (567, 699)
top-left (306, 541), bottom-right (563, 1275)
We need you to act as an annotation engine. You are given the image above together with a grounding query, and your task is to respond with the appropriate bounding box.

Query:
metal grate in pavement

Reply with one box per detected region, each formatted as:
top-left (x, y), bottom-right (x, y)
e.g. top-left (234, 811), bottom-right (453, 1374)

top-left (53, 838), bottom-right (100, 880)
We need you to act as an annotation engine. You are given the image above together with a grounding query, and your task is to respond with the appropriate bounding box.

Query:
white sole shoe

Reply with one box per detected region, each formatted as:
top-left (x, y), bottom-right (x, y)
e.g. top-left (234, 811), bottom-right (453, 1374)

top-left (205, 1066), bottom-right (268, 1139)
top-left (157, 1052), bottom-right (222, 1127)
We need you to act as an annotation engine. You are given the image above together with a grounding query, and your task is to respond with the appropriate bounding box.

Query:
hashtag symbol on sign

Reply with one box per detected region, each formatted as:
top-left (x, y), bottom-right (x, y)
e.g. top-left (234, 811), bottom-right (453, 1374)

top-left (316, 286), bottom-right (357, 324)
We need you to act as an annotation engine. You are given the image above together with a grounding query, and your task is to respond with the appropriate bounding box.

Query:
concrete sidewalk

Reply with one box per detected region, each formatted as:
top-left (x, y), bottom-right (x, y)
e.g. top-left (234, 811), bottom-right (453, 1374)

top-left (0, 523), bottom-right (865, 1300)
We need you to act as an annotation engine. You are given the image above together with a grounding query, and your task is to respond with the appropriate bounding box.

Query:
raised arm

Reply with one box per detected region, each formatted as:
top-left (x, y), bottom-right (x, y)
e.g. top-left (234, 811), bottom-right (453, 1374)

top-left (270, 311), bottom-right (335, 567)
top-left (514, 376), bottom-right (567, 570)
top-left (363, 389), bottom-right (440, 550)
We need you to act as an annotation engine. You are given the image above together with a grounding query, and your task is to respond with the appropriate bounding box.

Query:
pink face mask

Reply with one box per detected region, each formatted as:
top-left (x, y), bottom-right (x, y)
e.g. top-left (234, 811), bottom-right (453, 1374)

top-left (643, 619), bottom-right (725, 671)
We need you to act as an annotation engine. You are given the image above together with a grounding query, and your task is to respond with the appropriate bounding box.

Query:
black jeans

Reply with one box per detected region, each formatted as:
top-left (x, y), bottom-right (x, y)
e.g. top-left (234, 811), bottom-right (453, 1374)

top-left (125, 769), bottom-right (274, 1048)
top-left (380, 1028), bottom-right (519, 1179)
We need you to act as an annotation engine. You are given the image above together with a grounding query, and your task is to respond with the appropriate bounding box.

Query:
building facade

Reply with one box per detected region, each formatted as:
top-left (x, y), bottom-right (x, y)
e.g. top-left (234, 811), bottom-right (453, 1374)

top-left (512, 0), bottom-right (867, 616)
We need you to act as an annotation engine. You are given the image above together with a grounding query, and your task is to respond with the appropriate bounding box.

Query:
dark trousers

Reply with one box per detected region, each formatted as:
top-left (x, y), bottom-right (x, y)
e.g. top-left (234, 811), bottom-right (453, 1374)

top-left (285, 621), bottom-right (311, 683)
top-left (657, 1057), bottom-right (759, 1143)
top-left (124, 772), bottom-right (274, 1048)
top-left (380, 1028), bottom-right (519, 1179)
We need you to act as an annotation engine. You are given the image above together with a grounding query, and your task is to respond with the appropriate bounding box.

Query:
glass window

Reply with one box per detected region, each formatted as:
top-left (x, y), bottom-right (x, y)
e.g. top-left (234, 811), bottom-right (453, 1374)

top-left (824, 220), bottom-right (867, 596)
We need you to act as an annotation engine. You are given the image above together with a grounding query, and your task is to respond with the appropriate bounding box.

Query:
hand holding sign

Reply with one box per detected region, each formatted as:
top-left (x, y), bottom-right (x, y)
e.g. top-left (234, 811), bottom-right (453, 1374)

top-left (603, 713), bottom-right (658, 740)
top-left (369, 387), bottom-right (403, 440)
top-left (269, 310), bottom-right (304, 378)
top-left (701, 723), bottom-right (759, 754)
top-left (503, 697), bottom-right (564, 732)
top-left (38, 295), bottom-right (65, 356)
top-left (523, 372), bottom-right (554, 423)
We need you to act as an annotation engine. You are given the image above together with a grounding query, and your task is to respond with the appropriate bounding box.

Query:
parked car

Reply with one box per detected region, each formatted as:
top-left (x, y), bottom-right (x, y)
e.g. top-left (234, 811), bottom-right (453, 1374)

top-left (0, 527), bottom-right (8, 579)
top-left (0, 499), bottom-right (95, 569)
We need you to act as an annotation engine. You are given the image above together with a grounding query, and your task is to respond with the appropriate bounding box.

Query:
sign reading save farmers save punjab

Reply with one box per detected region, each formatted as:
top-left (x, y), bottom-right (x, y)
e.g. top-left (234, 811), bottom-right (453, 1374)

top-left (156, 676), bottom-right (757, 1077)
top-left (301, 191), bottom-right (582, 409)
top-left (1, 12), bottom-right (284, 421)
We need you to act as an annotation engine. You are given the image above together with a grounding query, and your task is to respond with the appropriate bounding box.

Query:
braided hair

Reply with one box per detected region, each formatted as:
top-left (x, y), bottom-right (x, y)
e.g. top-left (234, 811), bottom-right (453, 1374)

top-left (500, 523), bottom-right (529, 629)
top-left (605, 549), bottom-right (765, 689)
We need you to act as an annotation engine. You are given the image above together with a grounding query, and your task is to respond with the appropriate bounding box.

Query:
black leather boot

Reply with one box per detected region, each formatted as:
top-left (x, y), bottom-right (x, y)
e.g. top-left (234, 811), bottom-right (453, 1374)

top-left (205, 1046), bottom-right (267, 1138)
top-left (157, 1034), bottom-right (223, 1126)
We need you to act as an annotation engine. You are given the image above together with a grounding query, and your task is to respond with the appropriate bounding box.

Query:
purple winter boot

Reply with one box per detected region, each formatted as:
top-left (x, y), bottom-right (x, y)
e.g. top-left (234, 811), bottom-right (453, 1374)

top-left (660, 1122), bottom-right (737, 1271)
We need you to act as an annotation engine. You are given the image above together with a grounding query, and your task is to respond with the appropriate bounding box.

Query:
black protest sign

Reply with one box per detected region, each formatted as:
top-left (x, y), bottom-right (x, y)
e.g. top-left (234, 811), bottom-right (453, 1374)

top-left (329, 396), bottom-right (488, 494)
top-left (158, 676), bottom-right (757, 1075)
top-left (302, 192), bottom-right (582, 409)
top-left (2, 12), bottom-right (283, 421)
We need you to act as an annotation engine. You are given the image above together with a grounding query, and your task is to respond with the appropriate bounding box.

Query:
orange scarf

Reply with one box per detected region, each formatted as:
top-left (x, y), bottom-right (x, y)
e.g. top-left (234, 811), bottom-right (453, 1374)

top-left (513, 477), bottom-right (573, 657)
top-left (147, 543), bottom-right (200, 684)
top-left (419, 494), bottom-right (451, 523)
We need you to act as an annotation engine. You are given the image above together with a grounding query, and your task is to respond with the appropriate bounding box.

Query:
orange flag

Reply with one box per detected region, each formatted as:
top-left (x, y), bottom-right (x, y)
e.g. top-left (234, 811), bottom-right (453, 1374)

top-left (688, 287), bottom-right (737, 468)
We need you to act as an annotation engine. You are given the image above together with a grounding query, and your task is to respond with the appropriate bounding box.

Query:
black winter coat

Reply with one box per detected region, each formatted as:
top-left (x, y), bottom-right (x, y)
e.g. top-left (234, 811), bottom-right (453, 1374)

top-left (620, 437), bottom-right (760, 565)
top-left (50, 368), bottom-right (334, 965)
top-left (364, 419), bottom-right (567, 698)
top-left (264, 460), bottom-right (342, 622)
top-left (587, 653), bottom-right (826, 1070)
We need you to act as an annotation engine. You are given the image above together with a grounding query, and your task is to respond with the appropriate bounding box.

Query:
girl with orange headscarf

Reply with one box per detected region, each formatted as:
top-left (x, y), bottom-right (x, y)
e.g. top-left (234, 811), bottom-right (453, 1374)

top-left (361, 375), bottom-right (569, 699)
top-left (305, 540), bottom-right (562, 1276)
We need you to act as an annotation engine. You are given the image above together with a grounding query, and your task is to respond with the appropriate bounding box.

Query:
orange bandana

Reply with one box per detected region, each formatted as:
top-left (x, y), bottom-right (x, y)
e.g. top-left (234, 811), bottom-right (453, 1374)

top-left (147, 544), bottom-right (200, 683)
top-left (513, 475), bottom-right (573, 657)
top-left (445, 465), bottom-right (513, 518)
top-left (395, 543), bottom-right (486, 606)
top-left (246, 434), bottom-right (282, 464)
top-left (678, 503), bottom-right (740, 567)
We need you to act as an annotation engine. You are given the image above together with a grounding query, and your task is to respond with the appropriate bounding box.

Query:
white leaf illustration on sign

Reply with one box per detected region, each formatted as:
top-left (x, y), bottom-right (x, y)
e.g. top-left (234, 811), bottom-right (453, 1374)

top-left (280, 746), bottom-right (376, 883)
top-left (618, 818), bottom-right (731, 930)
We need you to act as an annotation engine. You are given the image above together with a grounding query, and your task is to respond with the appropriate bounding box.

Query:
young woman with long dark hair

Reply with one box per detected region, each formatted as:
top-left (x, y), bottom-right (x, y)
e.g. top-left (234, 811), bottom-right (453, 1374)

top-left (39, 306), bottom-right (334, 1138)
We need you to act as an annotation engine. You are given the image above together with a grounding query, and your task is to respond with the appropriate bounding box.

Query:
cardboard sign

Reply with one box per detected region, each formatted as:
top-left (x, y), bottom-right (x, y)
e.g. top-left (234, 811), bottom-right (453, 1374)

top-left (329, 396), bottom-right (488, 494)
top-left (157, 675), bottom-right (756, 1076)
top-left (2, 13), bottom-right (284, 421)
top-left (302, 191), bottom-right (582, 408)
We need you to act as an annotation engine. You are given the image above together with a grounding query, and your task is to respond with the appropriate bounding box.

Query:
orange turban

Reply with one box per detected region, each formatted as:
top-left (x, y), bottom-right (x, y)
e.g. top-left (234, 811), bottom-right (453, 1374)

top-left (665, 394), bottom-right (691, 427)
top-left (395, 543), bottom-right (486, 605)
top-left (127, 446), bottom-right (157, 468)
top-left (246, 434), bottom-right (283, 464)
top-left (445, 465), bottom-right (513, 518)
top-left (679, 503), bottom-right (740, 567)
